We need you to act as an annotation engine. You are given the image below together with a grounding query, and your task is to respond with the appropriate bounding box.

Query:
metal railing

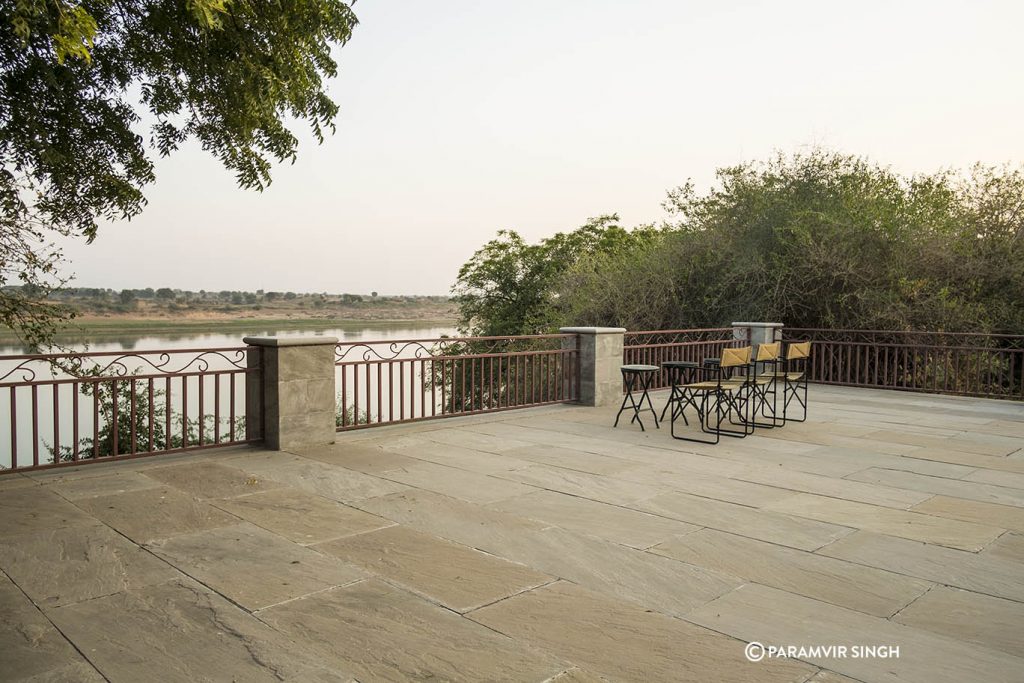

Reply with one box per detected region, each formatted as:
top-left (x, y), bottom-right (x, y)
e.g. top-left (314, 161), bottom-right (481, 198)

top-left (785, 329), bottom-right (1024, 399)
top-left (334, 334), bottom-right (580, 430)
top-left (623, 327), bottom-right (748, 390)
top-left (0, 348), bottom-right (259, 472)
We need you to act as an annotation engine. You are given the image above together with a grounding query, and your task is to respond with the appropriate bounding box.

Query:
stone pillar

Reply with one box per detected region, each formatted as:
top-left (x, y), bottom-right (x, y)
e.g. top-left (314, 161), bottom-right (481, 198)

top-left (732, 322), bottom-right (784, 358)
top-left (559, 327), bottom-right (626, 407)
top-left (243, 336), bottom-right (338, 451)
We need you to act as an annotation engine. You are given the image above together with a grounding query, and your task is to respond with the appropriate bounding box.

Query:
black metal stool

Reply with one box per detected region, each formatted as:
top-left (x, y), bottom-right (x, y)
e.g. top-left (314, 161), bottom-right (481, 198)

top-left (660, 361), bottom-right (700, 424)
top-left (614, 364), bottom-right (660, 431)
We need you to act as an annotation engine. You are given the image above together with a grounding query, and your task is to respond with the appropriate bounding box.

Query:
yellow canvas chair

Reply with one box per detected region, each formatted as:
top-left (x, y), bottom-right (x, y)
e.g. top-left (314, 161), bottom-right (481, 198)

top-left (782, 341), bottom-right (811, 423)
top-left (670, 346), bottom-right (753, 444)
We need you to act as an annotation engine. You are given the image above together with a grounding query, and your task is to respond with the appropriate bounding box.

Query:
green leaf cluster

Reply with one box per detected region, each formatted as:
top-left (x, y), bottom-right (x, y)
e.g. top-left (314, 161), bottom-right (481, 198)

top-left (1, 0), bottom-right (358, 348)
top-left (455, 150), bottom-right (1024, 335)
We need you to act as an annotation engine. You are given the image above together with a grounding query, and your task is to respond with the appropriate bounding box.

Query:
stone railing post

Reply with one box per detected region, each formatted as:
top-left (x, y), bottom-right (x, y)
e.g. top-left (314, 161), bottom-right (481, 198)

top-left (243, 336), bottom-right (338, 451)
top-left (732, 321), bottom-right (784, 357)
top-left (559, 327), bottom-right (626, 407)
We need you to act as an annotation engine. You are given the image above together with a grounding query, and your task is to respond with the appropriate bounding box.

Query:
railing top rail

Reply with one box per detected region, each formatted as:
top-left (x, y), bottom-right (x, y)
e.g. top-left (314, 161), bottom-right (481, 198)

top-left (626, 327), bottom-right (735, 336)
top-left (334, 333), bottom-right (576, 347)
top-left (0, 346), bottom-right (249, 362)
top-left (786, 328), bottom-right (1023, 339)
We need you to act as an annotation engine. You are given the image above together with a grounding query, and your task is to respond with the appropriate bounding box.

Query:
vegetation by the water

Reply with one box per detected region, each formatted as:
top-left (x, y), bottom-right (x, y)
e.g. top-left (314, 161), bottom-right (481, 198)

top-left (0, 288), bottom-right (455, 344)
top-left (454, 150), bottom-right (1024, 336)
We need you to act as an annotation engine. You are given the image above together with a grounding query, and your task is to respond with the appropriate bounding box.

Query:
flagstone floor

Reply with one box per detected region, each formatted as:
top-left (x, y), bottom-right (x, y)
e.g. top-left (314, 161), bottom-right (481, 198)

top-left (2, 385), bottom-right (1024, 682)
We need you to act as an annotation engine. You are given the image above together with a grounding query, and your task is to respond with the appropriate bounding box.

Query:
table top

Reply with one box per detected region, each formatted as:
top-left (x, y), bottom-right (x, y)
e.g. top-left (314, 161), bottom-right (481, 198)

top-left (662, 361), bottom-right (698, 368)
top-left (620, 364), bottom-right (660, 372)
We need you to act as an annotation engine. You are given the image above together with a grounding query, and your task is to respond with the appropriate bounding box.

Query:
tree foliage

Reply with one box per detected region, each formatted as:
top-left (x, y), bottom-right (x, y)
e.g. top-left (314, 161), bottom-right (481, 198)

top-left (455, 151), bottom-right (1024, 335)
top-left (1, 0), bottom-right (358, 347)
top-left (452, 215), bottom-right (659, 336)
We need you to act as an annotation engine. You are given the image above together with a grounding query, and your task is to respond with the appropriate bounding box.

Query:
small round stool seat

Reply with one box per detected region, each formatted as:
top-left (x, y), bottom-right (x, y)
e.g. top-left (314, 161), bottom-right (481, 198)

top-left (615, 365), bottom-right (660, 431)
top-left (621, 364), bottom-right (659, 372)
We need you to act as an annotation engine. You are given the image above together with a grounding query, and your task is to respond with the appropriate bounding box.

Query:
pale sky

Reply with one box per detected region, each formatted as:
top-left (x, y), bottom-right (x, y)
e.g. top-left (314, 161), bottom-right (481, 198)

top-left (58, 0), bottom-right (1024, 295)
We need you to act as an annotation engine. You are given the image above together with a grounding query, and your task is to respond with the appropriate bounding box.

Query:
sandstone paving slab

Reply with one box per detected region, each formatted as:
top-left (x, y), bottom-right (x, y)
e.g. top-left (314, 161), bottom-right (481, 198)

top-left (488, 489), bottom-right (699, 549)
top-left (632, 491), bottom-right (853, 551)
top-left (980, 419), bottom-right (1024, 438)
top-left (758, 429), bottom-right (921, 455)
top-left (146, 522), bottom-right (364, 611)
top-left (946, 432), bottom-right (1024, 456)
top-left (291, 442), bottom-right (421, 473)
top-left (0, 573), bottom-right (104, 682)
top-left (468, 580), bottom-right (815, 683)
top-left (380, 460), bottom-right (536, 503)
top-left (806, 672), bottom-right (863, 683)
top-left (818, 531), bottom-right (1024, 602)
top-left (72, 486), bottom-right (237, 544)
top-left (494, 463), bottom-right (665, 505)
top-left (616, 465), bottom-right (796, 507)
top-left (382, 436), bottom-right (530, 474)
top-left (735, 465), bottom-right (932, 509)
top-left (144, 460), bottom-right (282, 499)
top-left (910, 495), bottom-right (1024, 532)
top-left (238, 451), bottom-right (409, 503)
top-left (688, 583), bottom-right (1024, 683)
top-left (211, 487), bottom-right (393, 544)
top-left (0, 487), bottom-right (97, 539)
top-left (765, 493), bottom-right (1004, 551)
top-left (0, 474), bottom-right (39, 490)
top-left (868, 429), bottom-right (1021, 457)
top-left (47, 578), bottom-right (348, 682)
top-left (964, 467), bottom-right (1024, 490)
top-left (545, 667), bottom-right (608, 682)
top-left (356, 489), bottom-right (740, 617)
top-left (802, 446), bottom-right (978, 479)
top-left (898, 446), bottom-right (1024, 474)
top-left (892, 585), bottom-right (1024, 656)
top-left (412, 426), bottom-right (535, 453)
top-left (43, 470), bottom-right (162, 500)
top-left (983, 532), bottom-right (1024, 562)
top-left (258, 578), bottom-right (568, 682)
top-left (501, 444), bottom-right (640, 475)
top-left (315, 524), bottom-right (553, 612)
top-left (847, 468), bottom-right (1024, 508)
top-left (0, 523), bottom-right (179, 607)
top-left (650, 529), bottom-right (931, 618)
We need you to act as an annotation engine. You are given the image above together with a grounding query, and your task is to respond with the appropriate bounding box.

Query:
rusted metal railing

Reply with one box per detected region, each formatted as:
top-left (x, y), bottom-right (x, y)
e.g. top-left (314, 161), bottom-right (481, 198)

top-left (623, 327), bottom-right (749, 390)
top-left (334, 334), bottom-right (580, 430)
top-left (0, 348), bottom-right (259, 473)
top-left (785, 329), bottom-right (1024, 399)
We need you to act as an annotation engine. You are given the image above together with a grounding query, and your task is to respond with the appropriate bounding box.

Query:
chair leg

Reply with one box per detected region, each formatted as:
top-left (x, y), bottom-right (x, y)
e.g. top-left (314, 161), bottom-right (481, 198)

top-left (671, 391), bottom-right (719, 444)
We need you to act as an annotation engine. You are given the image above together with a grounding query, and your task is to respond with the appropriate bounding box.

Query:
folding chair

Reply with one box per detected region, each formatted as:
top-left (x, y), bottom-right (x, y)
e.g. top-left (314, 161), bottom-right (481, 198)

top-left (670, 346), bottom-right (752, 444)
top-left (782, 341), bottom-right (811, 423)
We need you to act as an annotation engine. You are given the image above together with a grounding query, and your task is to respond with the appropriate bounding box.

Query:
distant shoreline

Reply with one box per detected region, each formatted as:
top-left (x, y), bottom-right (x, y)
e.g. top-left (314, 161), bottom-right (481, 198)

top-left (0, 316), bottom-right (458, 344)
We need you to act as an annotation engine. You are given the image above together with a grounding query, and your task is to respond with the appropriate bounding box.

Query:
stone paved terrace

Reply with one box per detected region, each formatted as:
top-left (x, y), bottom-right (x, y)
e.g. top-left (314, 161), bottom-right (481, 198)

top-left (2, 385), bottom-right (1024, 682)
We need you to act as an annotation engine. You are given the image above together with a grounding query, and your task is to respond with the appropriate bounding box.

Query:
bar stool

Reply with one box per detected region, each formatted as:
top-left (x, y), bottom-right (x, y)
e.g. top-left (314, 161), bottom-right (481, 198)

top-left (614, 365), bottom-right (660, 431)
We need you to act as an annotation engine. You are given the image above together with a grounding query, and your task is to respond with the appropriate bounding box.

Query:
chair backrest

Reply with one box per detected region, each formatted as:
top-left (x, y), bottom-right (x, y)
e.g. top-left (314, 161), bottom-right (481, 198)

top-left (756, 342), bottom-right (780, 361)
top-left (721, 346), bottom-right (752, 368)
top-left (786, 341), bottom-right (811, 360)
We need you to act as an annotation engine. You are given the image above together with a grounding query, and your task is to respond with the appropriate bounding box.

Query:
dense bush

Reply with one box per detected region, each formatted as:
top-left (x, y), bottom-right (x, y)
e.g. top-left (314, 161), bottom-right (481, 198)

top-left (455, 151), bottom-right (1024, 335)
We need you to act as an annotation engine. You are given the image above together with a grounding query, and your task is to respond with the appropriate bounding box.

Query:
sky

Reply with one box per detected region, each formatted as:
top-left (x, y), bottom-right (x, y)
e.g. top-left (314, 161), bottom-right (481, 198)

top-left (57, 0), bottom-right (1024, 295)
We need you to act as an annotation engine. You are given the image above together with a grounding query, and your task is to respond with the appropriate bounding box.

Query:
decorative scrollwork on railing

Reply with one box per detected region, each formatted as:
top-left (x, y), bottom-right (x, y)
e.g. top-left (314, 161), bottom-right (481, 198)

top-left (624, 328), bottom-right (739, 348)
top-left (334, 335), bottom-right (573, 364)
top-left (0, 348), bottom-right (249, 384)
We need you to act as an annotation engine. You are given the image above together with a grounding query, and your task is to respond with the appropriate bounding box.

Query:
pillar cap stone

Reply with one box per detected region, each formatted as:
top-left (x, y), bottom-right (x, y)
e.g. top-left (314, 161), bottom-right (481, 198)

top-left (243, 336), bottom-right (339, 347)
top-left (559, 327), bottom-right (627, 334)
top-left (731, 322), bottom-right (784, 327)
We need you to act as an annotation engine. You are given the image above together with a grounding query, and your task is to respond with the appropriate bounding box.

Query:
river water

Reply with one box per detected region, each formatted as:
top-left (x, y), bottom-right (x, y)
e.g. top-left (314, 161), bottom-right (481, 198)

top-left (0, 321), bottom-right (457, 469)
top-left (0, 321), bottom-right (457, 356)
